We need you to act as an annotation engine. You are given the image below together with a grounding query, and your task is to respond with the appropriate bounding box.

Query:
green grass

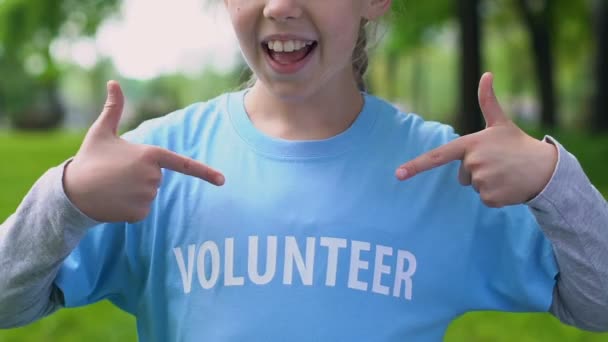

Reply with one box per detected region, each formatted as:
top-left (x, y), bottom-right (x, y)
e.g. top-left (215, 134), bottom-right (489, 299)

top-left (0, 130), bottom-right (607, 341)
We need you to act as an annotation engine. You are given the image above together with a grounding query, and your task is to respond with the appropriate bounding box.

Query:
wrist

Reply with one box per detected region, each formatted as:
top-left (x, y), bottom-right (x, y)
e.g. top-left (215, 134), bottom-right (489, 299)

top-left (529, 138), bottom-right (559, 200)
top-left (62, 159), bottom-right (75, 203)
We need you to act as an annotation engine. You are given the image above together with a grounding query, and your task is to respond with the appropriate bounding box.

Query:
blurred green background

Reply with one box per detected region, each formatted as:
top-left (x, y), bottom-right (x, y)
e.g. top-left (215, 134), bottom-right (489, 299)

top-left (1, 0), bottom-right (608, 341)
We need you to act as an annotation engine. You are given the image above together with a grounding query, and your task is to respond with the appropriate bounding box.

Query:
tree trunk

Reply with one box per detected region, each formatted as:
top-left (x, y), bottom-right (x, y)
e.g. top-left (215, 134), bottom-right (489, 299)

top-left (592, 0), bottom-right (608, 132)
top-left (11, 82), bottom-right (64, 130)
top-left (457, 0), bottom-right (484, 135)
top-left (516, 0), bottom-right (557, 128)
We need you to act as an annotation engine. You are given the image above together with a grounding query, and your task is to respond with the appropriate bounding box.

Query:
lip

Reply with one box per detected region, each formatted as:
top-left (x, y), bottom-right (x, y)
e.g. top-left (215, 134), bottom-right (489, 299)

top-left (261, 33), bottom-right (317, 44)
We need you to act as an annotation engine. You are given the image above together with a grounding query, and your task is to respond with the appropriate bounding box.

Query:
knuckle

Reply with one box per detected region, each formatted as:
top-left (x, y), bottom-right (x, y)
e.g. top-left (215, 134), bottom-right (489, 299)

top-left (427, 150), bottom-right (444, 168)
top-left (139, 188), bottom-right (158, 203)
top-left (463, 154), bottom-right (482, 171)
top-left (149, 169), bottom-right (163, 186)
top-left (467, 135), bottom-right (482, 149)
top-left (181, 157), bottom-right (193, 172)
top-left (480, 192), bottom-right (502, 208)
top-left (131, 207), bottom-right (150, 222)
top-left (201, 169), bottom-right (213, 182)
top-left (126, 212), bottom-right (140, 223)
top-left (151, 177), bottom-right (162, 189)
top-left (148, 188), bottom-right (159, 201)
top-left (103, 102), bottom-right (119, 113)
top-left (139, 146), bottom-right (159, 162)
top-left (471, 174), bottom-right (486, 189)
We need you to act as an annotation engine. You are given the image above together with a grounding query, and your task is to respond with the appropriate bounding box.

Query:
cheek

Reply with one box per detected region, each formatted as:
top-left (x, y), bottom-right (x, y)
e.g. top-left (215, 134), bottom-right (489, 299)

top-left (324, 19), bottom-right (360, 63)
top-left (318, 2), bottom-right (362, 41)
top-left (226, 1), bottom-right (258, 29)
top-left (227, 7), bottom-right (258, 52)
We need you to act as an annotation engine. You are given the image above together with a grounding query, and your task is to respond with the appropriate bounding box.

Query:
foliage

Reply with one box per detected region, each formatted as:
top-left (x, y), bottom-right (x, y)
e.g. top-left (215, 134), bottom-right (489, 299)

top-left (0, 0), bottom-right (119, 128)
top-left (385, 0), bottom-right (454, 55)
top-left (0, 0), bottom-right (119, 63)
top-left (385, 0), bottom-right (593, 62)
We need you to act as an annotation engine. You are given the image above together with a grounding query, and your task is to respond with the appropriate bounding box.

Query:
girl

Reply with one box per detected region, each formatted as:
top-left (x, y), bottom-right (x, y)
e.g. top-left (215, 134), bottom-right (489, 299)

top-left (1, 0), bottom-right (608, 340)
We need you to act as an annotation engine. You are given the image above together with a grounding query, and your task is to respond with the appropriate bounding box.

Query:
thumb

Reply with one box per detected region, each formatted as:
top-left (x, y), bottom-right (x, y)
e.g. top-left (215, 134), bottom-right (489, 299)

top-left (91, 80), bottom-right (125, 137)
top-left (479, 72), bottom-right (509, 127)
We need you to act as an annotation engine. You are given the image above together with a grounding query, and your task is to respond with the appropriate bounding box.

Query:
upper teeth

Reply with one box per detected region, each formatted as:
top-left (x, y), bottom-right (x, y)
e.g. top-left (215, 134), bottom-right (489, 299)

top-left (267, 40), bottom-right (313, 53)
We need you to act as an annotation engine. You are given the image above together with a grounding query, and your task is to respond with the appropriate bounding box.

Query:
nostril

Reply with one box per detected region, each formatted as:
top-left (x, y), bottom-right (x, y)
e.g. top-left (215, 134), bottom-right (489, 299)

top-left (263, 3), bottom-right (303, 21)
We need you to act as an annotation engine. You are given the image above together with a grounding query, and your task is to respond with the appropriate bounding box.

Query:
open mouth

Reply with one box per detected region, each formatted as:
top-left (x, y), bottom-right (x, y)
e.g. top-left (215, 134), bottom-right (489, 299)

top-left (262, 39), bottom-right (318, 67)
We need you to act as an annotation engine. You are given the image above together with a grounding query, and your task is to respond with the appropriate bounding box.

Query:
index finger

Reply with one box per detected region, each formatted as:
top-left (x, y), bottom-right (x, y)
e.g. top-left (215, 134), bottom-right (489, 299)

top-left (396, 136), bottom-right (469, 181)
top-left (154, 147), bottom-right (225, 186)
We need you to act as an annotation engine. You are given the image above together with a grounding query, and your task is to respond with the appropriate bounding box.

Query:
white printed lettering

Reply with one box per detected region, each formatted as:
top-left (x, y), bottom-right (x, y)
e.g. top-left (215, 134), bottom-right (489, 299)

top-left (197, 241), bottom-right (220, 289)
top-left (283, 236), bottom-right (316, 285)
top-left (372, 245), bottom-right (393, 295)
top-left (393, 250), bottom-right (417, 300)
top-left (320, 237), bottom-right (347, 287)
top-left (248, 236), bottom-right (278, 285)
top-left (348, 241), bottom-right (371, 291)
top-left (224, 238), bottom-right (245, 286)
top-left (173, 236), bottom-right (417, 301)
top-left (173, 245), bottom-right (196, 294)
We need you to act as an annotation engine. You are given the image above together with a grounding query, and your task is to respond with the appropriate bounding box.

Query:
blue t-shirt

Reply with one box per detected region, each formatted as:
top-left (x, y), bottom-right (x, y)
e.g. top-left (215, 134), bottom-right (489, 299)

top-left (55, 91), bottom-right (558, 341)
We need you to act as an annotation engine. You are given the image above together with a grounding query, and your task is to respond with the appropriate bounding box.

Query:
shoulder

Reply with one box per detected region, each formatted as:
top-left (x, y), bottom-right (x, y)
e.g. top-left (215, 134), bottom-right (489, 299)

top-left (365, 93), bottom-right (459, 153)
top-left (121, 91), bottom-right (238, 146)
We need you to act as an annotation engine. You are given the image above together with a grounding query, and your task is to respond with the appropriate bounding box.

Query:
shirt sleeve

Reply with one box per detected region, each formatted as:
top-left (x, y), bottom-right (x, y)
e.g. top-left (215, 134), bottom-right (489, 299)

top-left (527, 137), bottom-right (608, 331)
top-left (54, 220), bottom-right (142, 315)
top-left (0, 161), bottom-right (100, 328)
top-left (461, 198), bottom-right (559, 314)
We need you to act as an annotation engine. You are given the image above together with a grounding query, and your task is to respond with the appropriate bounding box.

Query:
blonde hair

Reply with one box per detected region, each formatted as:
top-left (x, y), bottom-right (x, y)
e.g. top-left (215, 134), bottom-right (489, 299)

top-left (353, 19), bottom-right (370, 92)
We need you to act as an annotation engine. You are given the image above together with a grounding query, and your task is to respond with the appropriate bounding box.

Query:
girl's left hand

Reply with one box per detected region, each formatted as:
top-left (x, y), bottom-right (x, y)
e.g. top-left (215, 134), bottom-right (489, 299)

top-left (396, 72), bottom-right (558, 208)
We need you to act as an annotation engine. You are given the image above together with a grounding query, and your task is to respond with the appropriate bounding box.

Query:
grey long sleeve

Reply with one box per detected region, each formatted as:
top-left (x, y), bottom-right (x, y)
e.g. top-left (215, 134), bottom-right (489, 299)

top-left (1, 140), bottom-right (608, 330)
top-left (528, 138), bottom-right (608, 331)
top-left (0, 161), bottom-right (99, 328)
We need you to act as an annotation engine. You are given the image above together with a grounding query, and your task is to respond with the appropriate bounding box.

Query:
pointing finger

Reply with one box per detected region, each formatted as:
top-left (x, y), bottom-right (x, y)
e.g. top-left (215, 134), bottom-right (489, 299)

top-left (153, 147), bottom-right (225, 186)
top-left (396, 136), bottom-right (470, 181)
top-left (479, 72), bottom-right (509, 128)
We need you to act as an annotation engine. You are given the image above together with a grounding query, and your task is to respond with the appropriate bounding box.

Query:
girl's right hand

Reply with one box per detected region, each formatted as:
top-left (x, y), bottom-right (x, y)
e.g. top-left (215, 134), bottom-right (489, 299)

top-left (63, 81), bottom-right (225, 223)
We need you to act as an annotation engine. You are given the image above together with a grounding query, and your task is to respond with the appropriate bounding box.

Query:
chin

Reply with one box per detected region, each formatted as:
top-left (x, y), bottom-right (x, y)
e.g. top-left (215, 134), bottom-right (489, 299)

top-left (261, 78), bottom-right (321, 103)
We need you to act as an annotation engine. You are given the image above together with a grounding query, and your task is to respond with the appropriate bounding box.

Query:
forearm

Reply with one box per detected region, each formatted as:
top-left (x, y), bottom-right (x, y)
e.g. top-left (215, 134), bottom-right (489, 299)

top-left (528, 137), bottom-right (608, 331)
top-left (0, 161), bottom-right (98, 328)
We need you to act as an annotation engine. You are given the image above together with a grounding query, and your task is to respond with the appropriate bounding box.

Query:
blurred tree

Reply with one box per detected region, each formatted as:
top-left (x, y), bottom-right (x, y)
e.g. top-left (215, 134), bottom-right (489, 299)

top-left (592, 0), bottom-right (608, 132)
top-left (386, 0), bottom-right (597, 131)
top-left (0, 0), bottom-right (118, 129)
top-left (386, 1), bottom-right (453, 57)
top-left (515, 0), bottom-right (557, 128)
top-left (387, 0), bottom-right (485, 134)
top-left (457, 0), bottom-right (484, 134)
top-left (384, 0), bottom-right (452, 100)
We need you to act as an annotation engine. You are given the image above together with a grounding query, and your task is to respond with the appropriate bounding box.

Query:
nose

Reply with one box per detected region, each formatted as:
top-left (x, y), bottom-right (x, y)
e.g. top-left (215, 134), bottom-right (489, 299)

top-left (263, 0), bottom-right (303, 22)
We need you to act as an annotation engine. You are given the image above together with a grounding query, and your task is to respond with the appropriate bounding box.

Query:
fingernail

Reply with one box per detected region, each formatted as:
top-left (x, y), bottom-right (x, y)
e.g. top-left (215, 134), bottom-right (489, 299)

top-left (397, 168), bottom-right (408, 180)
top-left (216, 175), bottom-right (225, 186)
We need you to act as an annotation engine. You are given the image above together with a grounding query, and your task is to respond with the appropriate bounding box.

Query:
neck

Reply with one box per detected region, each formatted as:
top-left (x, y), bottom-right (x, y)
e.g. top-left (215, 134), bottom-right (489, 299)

top-left (244, 72), bottom-right (364, 141)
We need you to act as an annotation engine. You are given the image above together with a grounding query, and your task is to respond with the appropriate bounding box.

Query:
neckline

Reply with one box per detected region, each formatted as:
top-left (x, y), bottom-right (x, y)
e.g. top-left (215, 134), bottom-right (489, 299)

top-left (226, 89), bottom-right (378, 160)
